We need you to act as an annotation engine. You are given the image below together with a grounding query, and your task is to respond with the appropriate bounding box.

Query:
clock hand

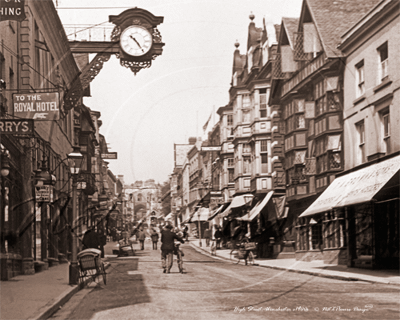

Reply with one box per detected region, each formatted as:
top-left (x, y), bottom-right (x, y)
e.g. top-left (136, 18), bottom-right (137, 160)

top-left (130, 35), bottom-right (145, 52)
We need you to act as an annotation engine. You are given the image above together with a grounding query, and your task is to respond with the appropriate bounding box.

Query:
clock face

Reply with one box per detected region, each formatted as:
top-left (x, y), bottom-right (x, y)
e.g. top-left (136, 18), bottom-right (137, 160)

top-left (120, 25), bottom-right (153, 56)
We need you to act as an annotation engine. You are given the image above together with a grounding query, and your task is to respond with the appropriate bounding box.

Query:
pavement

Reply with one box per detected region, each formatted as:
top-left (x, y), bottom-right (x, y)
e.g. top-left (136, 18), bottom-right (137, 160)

top-left (1, 239), bottom-right (399, 320)
top-left (189, 239), bottom-right (400, 286)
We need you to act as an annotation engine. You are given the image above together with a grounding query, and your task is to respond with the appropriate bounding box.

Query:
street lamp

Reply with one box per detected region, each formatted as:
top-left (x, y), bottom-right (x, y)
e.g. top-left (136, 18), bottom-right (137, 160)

top-left (1, 150), bottom-right (10, 255)
top-left (67, 146), bottom-right (83, 285)
top-left (243, 194), bottom-right (253, 236)
top-left (197, 208), bottom-right (202, 247)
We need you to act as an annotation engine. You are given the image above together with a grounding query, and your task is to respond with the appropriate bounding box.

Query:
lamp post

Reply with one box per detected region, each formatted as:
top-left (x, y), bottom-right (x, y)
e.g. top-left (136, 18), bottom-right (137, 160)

top-left (67, 147), bottom-right (83, 285)
top-left (197, 209), bottom-right (202, 247)
top-left (243, 194), bottom-right (253, 236)
top-left (1, 150), bottom-right (10, 255)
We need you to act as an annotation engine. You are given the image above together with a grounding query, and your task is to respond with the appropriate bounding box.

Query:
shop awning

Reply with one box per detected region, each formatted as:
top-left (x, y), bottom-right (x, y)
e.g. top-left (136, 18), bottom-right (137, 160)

top-left (237, 191), bottom-right (274, 222)
top-left (207, 204), bottom-right (226, 221)
top-left (220, 194), bottom-right (254, 218)
top-left (190, 207), bottom-right (210, 222)
top-left (165, 212), bottom-right (173, 220)
top-left (300, 154), bottom-right (400, 218)
top-left (181, 216), bottom-right (191, 224)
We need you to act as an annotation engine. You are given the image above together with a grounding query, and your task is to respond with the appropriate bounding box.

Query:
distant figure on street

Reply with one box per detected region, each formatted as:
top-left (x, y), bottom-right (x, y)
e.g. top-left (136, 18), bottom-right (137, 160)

top-left (137, 228), bottom-right (146, 250)
top-left (150, 229), bottom-right (159, 250)
top-left (122, 229), bottom-right (129, 244)
top-left (214, 226), bottom-right (223, 249)
top-left (161, 224), bottom-right (184, 273)
top-left (82, 227), bottom-right (100, 250)
top-left (204, 227), bottom-right (211, 247)
top-left (183, 225), bottom-right (189, 241)
top-left (98, 228), bottom-right (107, 258)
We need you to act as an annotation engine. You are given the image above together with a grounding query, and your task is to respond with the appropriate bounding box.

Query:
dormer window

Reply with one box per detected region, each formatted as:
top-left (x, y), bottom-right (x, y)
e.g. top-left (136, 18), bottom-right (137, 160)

top-left (303, 23), bottom-right (321, 56)
top-left (247, 47), bottom-right (254, 72)
top-left (232, 72), bottom-right (238, 86)
top-left (262, 40), bottom-right (269, 65)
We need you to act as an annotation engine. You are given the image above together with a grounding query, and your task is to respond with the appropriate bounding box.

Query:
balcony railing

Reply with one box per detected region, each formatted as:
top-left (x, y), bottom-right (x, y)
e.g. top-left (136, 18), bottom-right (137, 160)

top-left (282, 52), bottom-right (326, 96)
top-left (64, 24), bottom-right (114, 42)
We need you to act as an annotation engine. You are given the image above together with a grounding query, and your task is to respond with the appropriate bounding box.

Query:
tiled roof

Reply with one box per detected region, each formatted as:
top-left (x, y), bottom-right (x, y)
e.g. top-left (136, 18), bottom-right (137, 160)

top-left (282, 17), bottom-right (299, 48)
top-left (306, 0), bottom-right (381, 57)
top-left (274, 24), bottom-right (281, 44)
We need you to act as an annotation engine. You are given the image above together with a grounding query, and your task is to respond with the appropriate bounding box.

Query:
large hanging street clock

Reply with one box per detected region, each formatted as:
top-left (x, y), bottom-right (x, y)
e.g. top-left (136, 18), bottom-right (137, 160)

top-left (110, 8), bottom-right (165, 74)
top-left (120, 25), bottom-right (153, 56)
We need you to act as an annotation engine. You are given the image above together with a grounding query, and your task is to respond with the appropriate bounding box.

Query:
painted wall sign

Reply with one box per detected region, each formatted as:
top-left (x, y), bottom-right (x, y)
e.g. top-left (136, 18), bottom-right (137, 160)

top-left (0, 0), bottom-right (26, 22)
top-left (0, 119), bottom-right (33, 134)
top-left (13, 92), bottom-right (60, 120)
top-left (101, 152), bottom-right (118, 159)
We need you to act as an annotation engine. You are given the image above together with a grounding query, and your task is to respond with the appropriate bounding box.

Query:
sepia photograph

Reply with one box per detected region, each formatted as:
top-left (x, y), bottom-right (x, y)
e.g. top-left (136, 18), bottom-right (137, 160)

top-left (0, 0), bottom-right (399, 319)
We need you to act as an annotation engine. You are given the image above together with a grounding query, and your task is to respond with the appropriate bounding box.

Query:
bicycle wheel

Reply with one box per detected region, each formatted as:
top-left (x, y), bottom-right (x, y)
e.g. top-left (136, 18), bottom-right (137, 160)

top-left (100, 262), bottom-right (106, 285)
top-left (178, 254), bottom-right (184, 273)
top-left (230, 249), bottom-right (240, 264)
top-left (210, 242), bottom-right (216, 256)
top-left (167, 253), bottom-right (173, 272)
top-left (247, 251), bottom-right (255, 265)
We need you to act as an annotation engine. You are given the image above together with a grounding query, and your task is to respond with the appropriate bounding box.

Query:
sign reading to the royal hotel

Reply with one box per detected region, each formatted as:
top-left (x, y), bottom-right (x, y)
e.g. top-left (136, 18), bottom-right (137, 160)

top-left (13, 92), bottom-right (60, 121)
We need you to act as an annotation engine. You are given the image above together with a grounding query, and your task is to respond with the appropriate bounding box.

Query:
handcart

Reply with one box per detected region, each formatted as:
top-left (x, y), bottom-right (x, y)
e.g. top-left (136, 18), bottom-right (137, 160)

top-left (118, 239), bottom-right (135, 257)
top-left (77, 248), bottom-right (106, 287)
top-left (229, 240), bottom-right (257, 265)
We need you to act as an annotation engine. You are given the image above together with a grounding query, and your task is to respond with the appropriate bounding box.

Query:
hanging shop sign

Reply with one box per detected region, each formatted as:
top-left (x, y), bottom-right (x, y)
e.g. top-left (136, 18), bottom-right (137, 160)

top-left (210, 196), bottom-right (224, 206)
top-left (35, 185), bottom-right (53, 203)
top-left (201, 146), bottom-right (221, 152)
top-left (0, 119), bottom-right (33, 134)
top-left (0, 0), bottom-right (26, 22)
top-left (101, 152), bottom-right (118, 159)
top-left (13, 92), bottom-right (60, 121)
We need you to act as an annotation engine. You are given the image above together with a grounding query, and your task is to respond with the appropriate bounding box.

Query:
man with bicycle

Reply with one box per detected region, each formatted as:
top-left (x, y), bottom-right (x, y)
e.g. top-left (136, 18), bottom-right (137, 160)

top-left (161, 224), bottom-right (184, 273)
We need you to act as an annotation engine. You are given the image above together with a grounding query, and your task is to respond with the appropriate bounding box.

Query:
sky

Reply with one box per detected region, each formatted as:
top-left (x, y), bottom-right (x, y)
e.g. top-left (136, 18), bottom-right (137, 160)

top-left (56, 0), bottom-right (302, 185)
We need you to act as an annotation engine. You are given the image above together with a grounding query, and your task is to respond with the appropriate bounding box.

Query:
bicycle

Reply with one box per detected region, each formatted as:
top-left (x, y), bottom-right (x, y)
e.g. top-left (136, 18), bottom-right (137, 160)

top-left (174, 242), bottom-right (184, 273)
top-left (229, 239), bottom-right (256, 265)
top-left (77, 248), bottom-right (107, 287)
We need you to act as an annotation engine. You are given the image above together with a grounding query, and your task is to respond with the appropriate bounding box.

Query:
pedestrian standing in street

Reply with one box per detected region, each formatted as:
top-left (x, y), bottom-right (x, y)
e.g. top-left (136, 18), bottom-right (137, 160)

top-left (98, 228), bottom-right (107, 258)
top-left (214, 226), bottom-right (223, 249)
top-left (161, 224), bottom-right (184, 273)
top-left (150, 228), bottom-right (159, 250)
top-left (82, 227), bottom-right (100, 250)
top-left (204, 227), bottom-right (211, 247)
top-left (137, 228), bottom-right (146, 250)
top-left (183, 225), bottom-right (189, 241)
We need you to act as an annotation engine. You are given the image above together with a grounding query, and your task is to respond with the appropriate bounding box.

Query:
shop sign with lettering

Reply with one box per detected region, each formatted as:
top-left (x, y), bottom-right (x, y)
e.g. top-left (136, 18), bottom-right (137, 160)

top-left (0, 119), bottom-right (33, 134)
top-left (201, 146), bottom-right (221, 152)
top-left (13, 92), bottom-right (60, 121)
top-left (0, 0), bottom-right (26, 22)
top-left (35, 185), bottom-right (53, 203)
top-left (101, 152), bottom-right (118, 159)
top-left (210, 197), bottom-right (224, 205)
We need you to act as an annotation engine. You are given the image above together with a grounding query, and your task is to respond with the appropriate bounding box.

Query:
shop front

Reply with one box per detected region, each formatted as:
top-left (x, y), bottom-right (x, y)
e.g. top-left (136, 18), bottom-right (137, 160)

top-left (298, 153), bottom-right (400, 268)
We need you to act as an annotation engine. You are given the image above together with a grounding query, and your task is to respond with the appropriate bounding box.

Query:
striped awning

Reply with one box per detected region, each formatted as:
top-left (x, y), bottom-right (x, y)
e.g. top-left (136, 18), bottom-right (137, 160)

top-left (237, 191), bottom-right (274, 222)
top-left (190, 207), bottom-right (210, 222)
top-left (220, 194), bottom-right (254, 218)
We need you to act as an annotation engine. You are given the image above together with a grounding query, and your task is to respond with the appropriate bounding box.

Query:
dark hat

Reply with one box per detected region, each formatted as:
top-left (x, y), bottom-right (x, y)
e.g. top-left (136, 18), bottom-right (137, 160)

top-left (165, 224), bottom-right (173, 230)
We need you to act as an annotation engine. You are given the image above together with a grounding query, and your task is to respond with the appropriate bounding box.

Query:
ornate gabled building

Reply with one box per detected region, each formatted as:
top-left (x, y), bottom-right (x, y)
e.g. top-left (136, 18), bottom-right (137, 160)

top-left (270, 0), bottom-right (383, 264)
top-left (217, 104), bottom-right (235, 204)
top-left (222, 14), bottom-right (291, 258)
